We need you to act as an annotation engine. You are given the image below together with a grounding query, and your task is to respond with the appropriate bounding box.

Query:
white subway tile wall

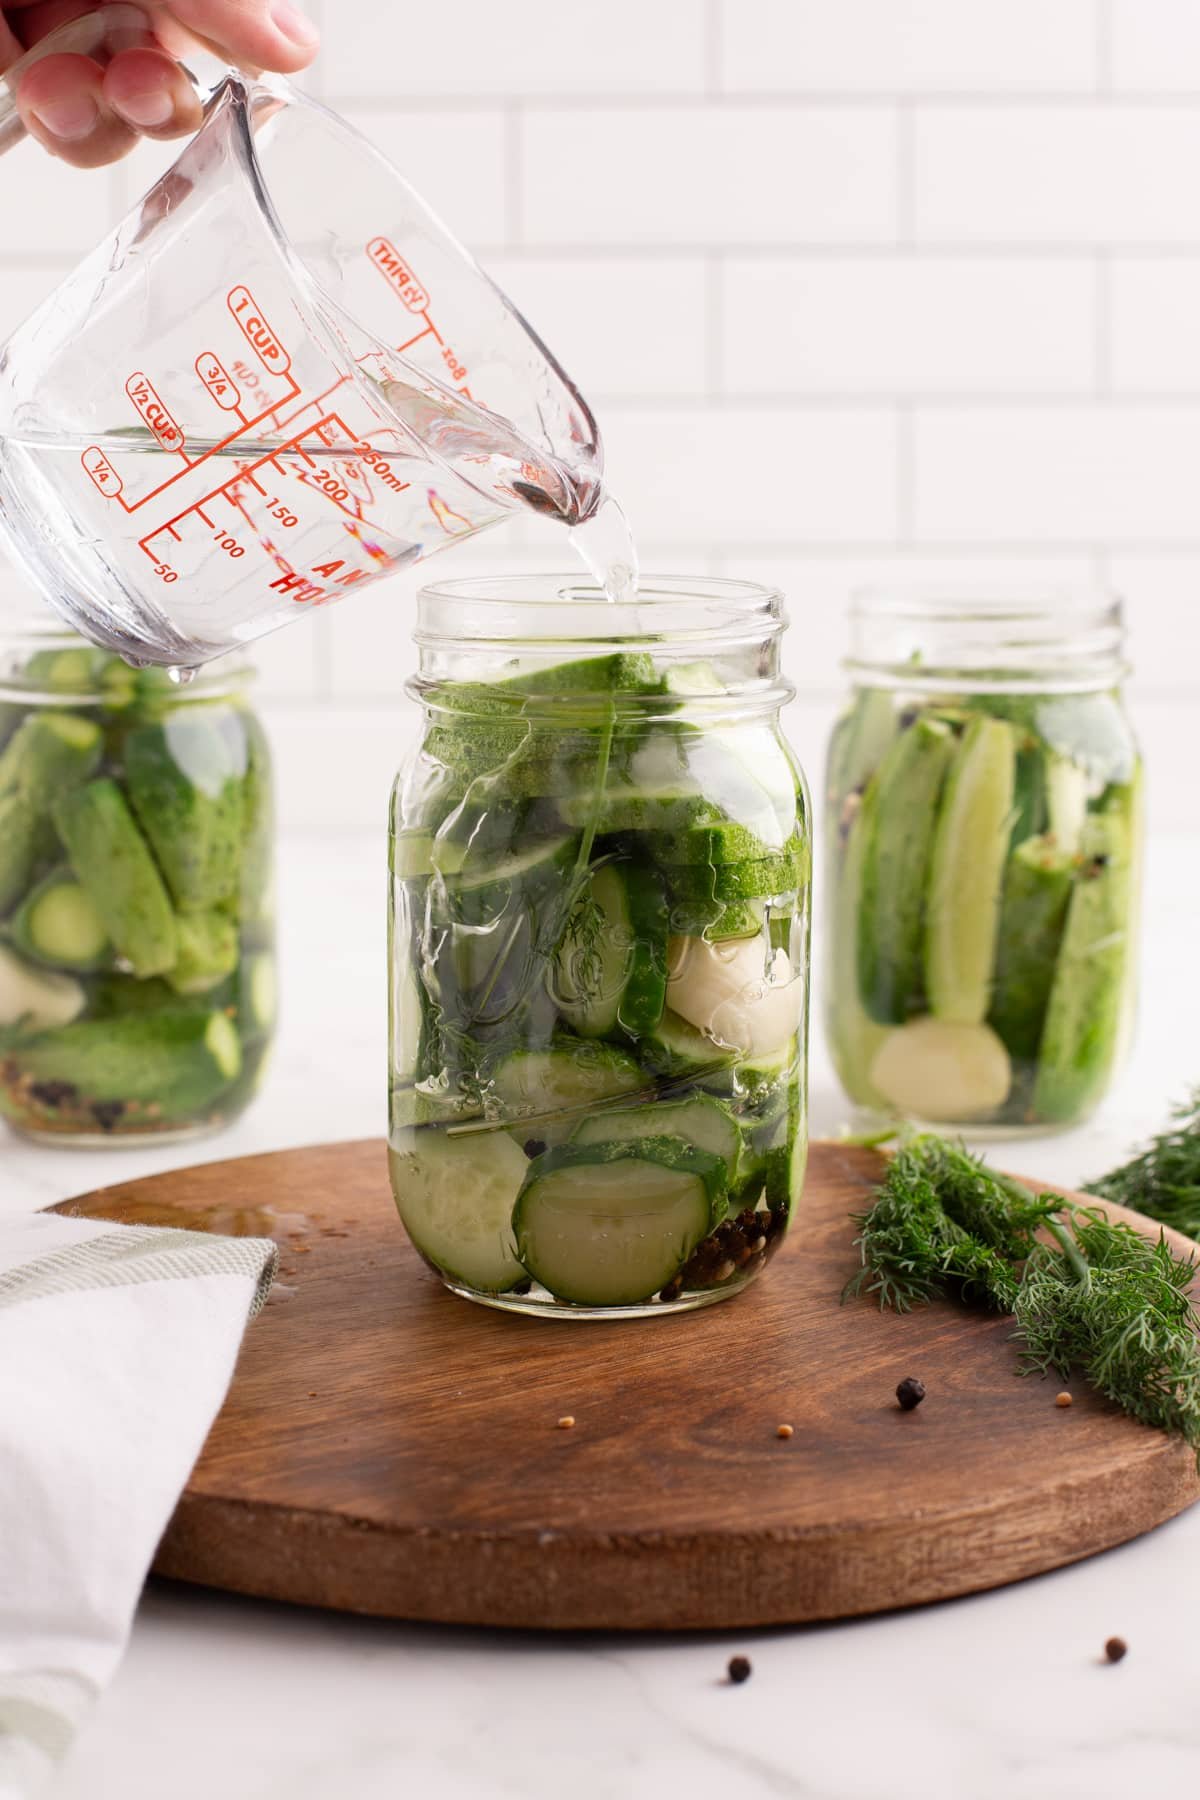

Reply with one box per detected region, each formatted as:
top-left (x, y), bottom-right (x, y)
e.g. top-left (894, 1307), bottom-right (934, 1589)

top-left (0, 0), bottom-right (1195, 835)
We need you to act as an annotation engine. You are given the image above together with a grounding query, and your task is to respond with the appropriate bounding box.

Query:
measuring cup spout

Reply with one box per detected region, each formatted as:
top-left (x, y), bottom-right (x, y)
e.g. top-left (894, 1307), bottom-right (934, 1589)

top-left (0, 67), bottom-right (610, 666)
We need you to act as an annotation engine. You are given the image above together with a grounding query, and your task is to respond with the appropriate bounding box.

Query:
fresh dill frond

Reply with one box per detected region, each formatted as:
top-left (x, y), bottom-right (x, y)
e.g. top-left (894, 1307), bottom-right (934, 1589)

top-left (845, 1131), bottom-right (1200, 1467)
top-left (1083, 1088), bottom-right (1200, 1241)
top-left (843, 1133), bottom-right (1057, 1313)
top-left (1016, 1210), bottom-right (1200, 1459)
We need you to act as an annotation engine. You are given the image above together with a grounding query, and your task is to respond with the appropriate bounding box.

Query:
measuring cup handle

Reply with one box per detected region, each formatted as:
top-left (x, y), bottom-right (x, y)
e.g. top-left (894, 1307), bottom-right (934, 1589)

top-left (0, 5), bottom-right (170, 157)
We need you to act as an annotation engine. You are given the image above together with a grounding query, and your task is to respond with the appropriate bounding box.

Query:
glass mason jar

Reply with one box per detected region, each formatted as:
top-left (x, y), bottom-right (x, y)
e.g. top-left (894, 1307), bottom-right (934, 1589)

top-left (388, 576), bottom-right (811, 1317)
top-left (824, 590), bottom-right (1142, 1135)
top-left (0, 616), bottom-right (276, 1145)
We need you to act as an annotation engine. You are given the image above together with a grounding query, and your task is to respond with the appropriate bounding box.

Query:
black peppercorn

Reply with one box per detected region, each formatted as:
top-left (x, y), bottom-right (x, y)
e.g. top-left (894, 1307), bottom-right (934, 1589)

top-left (1105, 1636), bottom-right (1128, 1664)
top-left (523, 1139), bottom-right (548, 1158)
top-left (727, 1655), bottom-right (752, 1684)
top-left (896, 1376), bottom-right (926, 1411)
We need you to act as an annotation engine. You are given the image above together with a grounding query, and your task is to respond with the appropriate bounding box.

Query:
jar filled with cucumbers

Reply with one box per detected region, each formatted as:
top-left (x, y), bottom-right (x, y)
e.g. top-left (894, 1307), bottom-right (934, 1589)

top-left (0, 614), bottom-right (275, 1144)
top-left (825, 589), bottom-right (1142, 1134)
top-left (389, 576), bottom-right (811, 1316)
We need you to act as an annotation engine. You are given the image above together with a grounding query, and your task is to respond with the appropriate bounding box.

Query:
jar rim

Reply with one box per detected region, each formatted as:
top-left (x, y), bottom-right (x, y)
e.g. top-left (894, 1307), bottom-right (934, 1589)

top-left (414, 572), bottom-right (784, 655)
top-left (845, 584), bottom-right (1128, 692)
top-left (0, 608), bottom-right (254, 700)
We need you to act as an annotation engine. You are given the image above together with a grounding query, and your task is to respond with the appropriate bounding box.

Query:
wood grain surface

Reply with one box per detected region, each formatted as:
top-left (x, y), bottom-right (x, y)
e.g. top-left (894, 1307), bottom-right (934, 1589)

top-left (54, 1138), bottom-right (1200, 1631)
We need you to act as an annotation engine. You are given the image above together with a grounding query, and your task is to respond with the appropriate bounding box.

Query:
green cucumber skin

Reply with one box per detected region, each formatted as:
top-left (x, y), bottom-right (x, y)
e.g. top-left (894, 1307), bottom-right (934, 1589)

top-left (167, 910), bottom-right (240, 996)
top-left (1033, 815), bottom-right (1134, 1124)
top-left (988, 838), bottom-right (1074, 1065)
top-left (3, 1011), bottom-right (241, 1117)
top-left (0, 791), bottom-right (51, 917)
top-left (0, 711), bottom-right (102, 808)
top-left (54, 780), bottom-right (178, 978)
top-left (1009, 746), bottom-right (1048, 850)
top-left (239, 710), bottom-right (274, 921)
top-left (856, 718), bottom-right (954, 1026)
top-left (125, 710), bottom-right (247, 911)
top-left (663, 849), bottom-right (802, 906)
top-left (825, 687), bottom-right (897, 811)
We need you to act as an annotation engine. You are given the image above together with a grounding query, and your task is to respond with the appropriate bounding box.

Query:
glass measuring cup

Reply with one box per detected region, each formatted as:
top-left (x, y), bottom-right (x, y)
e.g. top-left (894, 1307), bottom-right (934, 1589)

top-left (0, 8), bottom-right (623, 670)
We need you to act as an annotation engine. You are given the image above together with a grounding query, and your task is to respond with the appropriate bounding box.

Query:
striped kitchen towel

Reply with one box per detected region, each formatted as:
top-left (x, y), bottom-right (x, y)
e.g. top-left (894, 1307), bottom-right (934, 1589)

top-left (0, 1211), bottom-right (275, 1798)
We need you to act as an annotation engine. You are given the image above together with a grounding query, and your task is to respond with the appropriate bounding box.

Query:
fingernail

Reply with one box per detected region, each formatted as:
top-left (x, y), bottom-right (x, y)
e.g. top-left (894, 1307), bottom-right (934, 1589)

top-left (115, 89), bottom-right (174, 129)
top-left (29, 93), bottom-right (99, 143)
top-left (272, 3), bottom-right (320, 48)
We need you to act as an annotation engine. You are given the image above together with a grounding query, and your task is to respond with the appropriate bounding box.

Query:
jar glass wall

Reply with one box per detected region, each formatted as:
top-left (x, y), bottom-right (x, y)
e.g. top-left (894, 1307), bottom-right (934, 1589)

top-left (0, 614), bottom-right (276, 1144)
top-left (388, 575), bottom-right (811, 1317)
top-left (823, 589), bottom-right (1142, 1136)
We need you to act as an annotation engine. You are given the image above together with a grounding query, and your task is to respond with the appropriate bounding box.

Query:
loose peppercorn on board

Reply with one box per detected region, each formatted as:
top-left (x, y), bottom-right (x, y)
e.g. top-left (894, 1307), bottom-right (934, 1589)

top-left (52, 1140), bottom-right (1200, 1631)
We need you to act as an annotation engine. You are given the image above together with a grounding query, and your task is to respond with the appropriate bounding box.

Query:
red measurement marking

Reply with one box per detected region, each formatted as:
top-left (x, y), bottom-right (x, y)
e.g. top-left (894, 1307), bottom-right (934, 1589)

top-left (196, 353), bottom-right (241, 412)
top-left (366, 237), bottom-right (429, 313)
top-left (81, 446), bottom-right (122, 499)
top-left (228, 285), bottom-right (291, 375)
top-left (125, 373), bottom-right (185, 452)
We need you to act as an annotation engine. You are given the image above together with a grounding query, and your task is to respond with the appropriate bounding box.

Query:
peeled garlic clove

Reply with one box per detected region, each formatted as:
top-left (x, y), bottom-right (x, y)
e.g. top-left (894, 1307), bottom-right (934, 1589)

top-left (665, 933), bottom-right (800, 1058)
top-left (869, 1016), bottom-right (1012, 1122)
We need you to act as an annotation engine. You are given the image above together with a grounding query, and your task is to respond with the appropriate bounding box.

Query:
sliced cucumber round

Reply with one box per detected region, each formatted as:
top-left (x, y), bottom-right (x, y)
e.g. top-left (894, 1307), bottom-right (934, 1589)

top-left (551, 859), bottom-right (668, 1039)
top-left (924, 716), bottom-right (1016, 1026)
top-left (491, 1039), bottom-right (645, 1144)
top-left (389, 1126), bottom-right (529, 1292)
top-left (514, 1137), bottom-right (726, 1306)
top-left (13, 869), bottom-right (109, 972)
top-left (570, 1092), bottom-right (740, 1180)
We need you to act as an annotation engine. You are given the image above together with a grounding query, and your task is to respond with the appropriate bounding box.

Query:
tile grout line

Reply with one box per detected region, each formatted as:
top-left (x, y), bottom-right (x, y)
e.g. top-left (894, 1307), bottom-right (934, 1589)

top-left (705, 254), bottom-right (723, 400)
top-left (1094, 251), bottom-right (1113, 396)
top-left (704, 0), bottom-right (722, 100)
top-left (1095, 0), bottom-right (1114, 95)
top-left (896, 102), bottom-right (916, 246)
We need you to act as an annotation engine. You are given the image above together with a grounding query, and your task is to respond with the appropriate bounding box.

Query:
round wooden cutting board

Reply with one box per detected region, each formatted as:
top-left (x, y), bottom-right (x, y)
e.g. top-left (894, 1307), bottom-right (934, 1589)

top-left (54, 1139), bottom-right (1200, 1631)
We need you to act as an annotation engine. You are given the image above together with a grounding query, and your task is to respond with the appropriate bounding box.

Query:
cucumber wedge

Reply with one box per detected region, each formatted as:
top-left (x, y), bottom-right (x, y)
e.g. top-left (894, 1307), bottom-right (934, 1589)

top-left (571, 1092), bottom-right (741, 1179)
top-left (825, 686), bottom-right (897, 807)
top-left (514, 1137), bottom-right (727, 1305)
top-left (125, 710), bottom-right (247, 911)
top-left (1045, 754), bottom-right (1088, 858)
top-left (12, 868), bottom-right (109, 972)
top-left (924, 716), bottom-right (1016, 1026)
top-left (551, 859), bottom-right (668, 1038)
top-left (856, 717), bottom-right (954, 1025)
top-left (1033, 814), bottom-right (1133, 1124)
top-left (825, 802), bottom-right (889, 1108)
top-left (988, 835), bottom-right (1074, 1064)
top-left (388, 1126), bottom-right (529, 1292)
top-left (9, 1010), bottom-right (242, 1115)
top-left (54, 780), bottom-right (178, 978)
top-left (0, 942), bottom-right (85, 1034)
top-left (491, 1040), bottom-right (645, 1143)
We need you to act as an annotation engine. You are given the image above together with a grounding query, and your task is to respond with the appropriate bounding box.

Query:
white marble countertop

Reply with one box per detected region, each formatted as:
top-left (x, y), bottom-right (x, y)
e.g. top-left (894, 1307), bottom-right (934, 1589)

top-left (7, 832), bottom-right (1200, 1800)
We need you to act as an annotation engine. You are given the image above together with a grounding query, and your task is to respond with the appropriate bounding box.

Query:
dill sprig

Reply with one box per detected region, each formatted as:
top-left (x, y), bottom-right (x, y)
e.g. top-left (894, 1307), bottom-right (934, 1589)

top-left (1083, 1087), bottom-right (1200, 1241)
top-left (845, 1132), bottom-right (1200, 1465)
top-left (1017, 1211), bottom-right (1200, 1457)
top-left (844, 1134), bottom-right (1058, 1313)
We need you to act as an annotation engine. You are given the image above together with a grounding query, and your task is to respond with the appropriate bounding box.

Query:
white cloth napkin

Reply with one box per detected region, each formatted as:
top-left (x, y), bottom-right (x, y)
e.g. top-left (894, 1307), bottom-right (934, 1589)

top-left (0, 1210), bottom-right (276, 1799)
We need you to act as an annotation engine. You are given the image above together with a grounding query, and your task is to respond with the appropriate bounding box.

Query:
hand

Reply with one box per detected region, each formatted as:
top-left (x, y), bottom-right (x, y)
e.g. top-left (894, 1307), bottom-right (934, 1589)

top-left (2, 1), bottom-right (319, 168)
